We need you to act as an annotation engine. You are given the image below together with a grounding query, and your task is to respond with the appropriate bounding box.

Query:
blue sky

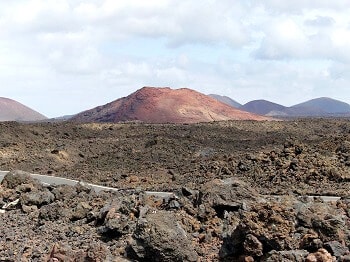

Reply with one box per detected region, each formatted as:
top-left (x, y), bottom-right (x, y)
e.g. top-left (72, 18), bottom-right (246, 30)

top-left (0, 0), bottom-right (350, 117)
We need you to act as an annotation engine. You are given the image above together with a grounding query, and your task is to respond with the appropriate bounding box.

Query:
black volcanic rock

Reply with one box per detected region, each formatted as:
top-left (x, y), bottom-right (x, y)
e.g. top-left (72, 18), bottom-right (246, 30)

top-left (1, 119), bottom-right (350, 261)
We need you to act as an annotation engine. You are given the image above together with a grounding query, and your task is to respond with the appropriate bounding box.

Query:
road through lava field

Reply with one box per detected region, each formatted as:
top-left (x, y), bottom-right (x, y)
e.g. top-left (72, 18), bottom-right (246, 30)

top-left (1, 119), bottom-right (350, 261)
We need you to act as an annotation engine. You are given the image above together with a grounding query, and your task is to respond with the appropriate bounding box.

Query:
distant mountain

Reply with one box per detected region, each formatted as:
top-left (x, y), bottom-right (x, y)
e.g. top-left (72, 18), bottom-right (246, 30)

top-left (237, 97), bottom-right (350, 117)
top-left (49, 114), bottom-right (75, 122)
top-left (240, 100), bottom-right (286, 115)
top-left (72, 87), bottom-right (270, 124)
top-left (290, 97), bottom-right (350, 115)
top-left (208, 94), bottom-right (241, 108)
top-left (0, 97), bottom-right (47, 122)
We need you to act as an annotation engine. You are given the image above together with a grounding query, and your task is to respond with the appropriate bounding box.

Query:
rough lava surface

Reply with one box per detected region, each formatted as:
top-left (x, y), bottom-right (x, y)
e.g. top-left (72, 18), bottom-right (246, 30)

top-left (72, 87), bottom-right (269, 123)
top-left (0, 119), bottom-right (350, 261)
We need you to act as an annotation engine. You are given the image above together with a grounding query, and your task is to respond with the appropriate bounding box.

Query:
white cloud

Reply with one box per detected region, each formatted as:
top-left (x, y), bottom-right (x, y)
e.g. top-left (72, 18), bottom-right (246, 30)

top-left (304, 16), bottom-right (335, 27)
top-left (0, 0), bottom-right (350, 117)
top-left (256, 18), bottom-right (309, 59)
top-left (258, 0), bottom-right (350, 13)
top-left (254, 6), bottom-right (350, 62)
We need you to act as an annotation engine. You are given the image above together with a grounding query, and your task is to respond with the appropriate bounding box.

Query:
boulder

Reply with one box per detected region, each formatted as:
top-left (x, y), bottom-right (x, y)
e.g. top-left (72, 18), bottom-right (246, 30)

top-left (51, 184), bottom-right (77, 201)
top-left (99, 206), bottom-right (135, 237)
top-left (228, 201), bottom-right (298, 255)
top-left (299, 231), bottom-right (323, 252)
top-left (71, 202), bottom-right (92, 221)
top-left (244, 234), bottom-right (263, 257)
top-left (127, 210), bottom-right (198, 262)
top-left (324, 241), bottom-right (349, 258)
top-left (46, 243), bottom-right (113, 261)
top-left (200, 178), bottom-right (258, 218)
top-left (305, 248), bottom-right (335, 262)
top-left (340, 255), bottom-right (350, 262)
top-left (312, 215), bottom-right (345, 242)
top-left (262, 250), bottom-right (308, 262)
top-left (97, 197), bottom-right (139, 241)
top-left (84, 243), bottom-right (113, 261)
top-left (1, 170), bottom-right (41, 189)
top-left (46, 243), bottom-right (75, 262)
top-left (21, 190), bottom-right (54, 207)
top-left (39, 202), bottom-right (71, 221)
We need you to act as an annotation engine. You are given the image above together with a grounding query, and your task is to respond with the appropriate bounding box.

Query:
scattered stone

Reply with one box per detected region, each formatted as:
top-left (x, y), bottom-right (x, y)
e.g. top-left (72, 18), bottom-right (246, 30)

top-left (21, 190), bottom-right (54, 207)
top-left (46, 243), bottom-right (75, 261)
top-left (71, 202), bottom-right (92, 221)
top-left (22, 204), bottom-right (38, 214)
top-left (1, 170), bottom-right (41, 189)
top-left (219, 225), bottom-right (245, 258)
top-left (39, 202), bottom-right (70, 221)
top-left (101, 206), bottom-right (134, 236)
top-left (201, 178), bottom-right (258, 218)
top-left (84, 243), bottom-right (112, 261)
top-left (1, 117), bottom-right (350, 261)
top-left (51, 185), bottom-right (77, 200)
top-left (239, 255), bottom-right (255, 262)
top-left (243, 234), bottom-right (263, 257)
top-left (340, 255), bottom-right (350, 262)
top-left (324, 241), bottom-right (349, 258)
top-left (128, 210), bottom-right (198, 261)
top-left (169, 199), bottom-right (181, 209)
top-left (305, 248), bottom-right (335, 262)
top-left (262, 250), bottom-right (308, 262)
top-left (238, 161), bottom-right (250, 171)
top-left (74, 182), bottom-right (94, 194)
top-left (300, 232), bottom-right (323, 251)
top-left (50, 149), bottom-right (60, 155)
top-left (1, 116), bottom-right (350, 262)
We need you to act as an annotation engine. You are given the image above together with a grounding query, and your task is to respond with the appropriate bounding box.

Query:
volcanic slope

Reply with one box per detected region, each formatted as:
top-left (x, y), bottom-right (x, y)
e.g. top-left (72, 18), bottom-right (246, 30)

top-left (240, 99), bottom-right (286, 115)
top-left (72, 87), bottom-right (269, 123)
top-left (289, 97), bottom-right (350, 116)
top-left (208, 94), bottom-right (241, 108)
top-left (240, 97), bottom-right (350, 117)
top-left (0, 97), bottom-right (47, 121)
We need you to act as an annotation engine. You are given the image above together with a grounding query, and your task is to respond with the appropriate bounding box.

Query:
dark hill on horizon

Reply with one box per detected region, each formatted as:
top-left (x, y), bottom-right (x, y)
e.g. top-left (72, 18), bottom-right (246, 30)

top-left (289, 97), bottom-right (350, 115)
top-left (270, 97), bottom-right (350, 117)
top-left (71, 87), bottom-right (270, 123)
top-left (210, 94), bottom-right (350, 117)
top-left (208, 94), bottom-right (241, 108)
top-left (0, 97), bottom-right (47, 122)
top-left (240, 100), bottom-right (286, 115)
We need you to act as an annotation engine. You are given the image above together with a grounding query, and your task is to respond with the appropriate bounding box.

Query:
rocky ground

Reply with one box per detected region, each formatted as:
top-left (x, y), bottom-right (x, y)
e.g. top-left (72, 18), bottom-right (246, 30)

top-left (0, 119), bottom-right (350, 261)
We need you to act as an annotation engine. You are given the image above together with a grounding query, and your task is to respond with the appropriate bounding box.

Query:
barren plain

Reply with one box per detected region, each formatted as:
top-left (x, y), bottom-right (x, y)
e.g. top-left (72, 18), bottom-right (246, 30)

top-left (1, 119), bottom-right (350, 261)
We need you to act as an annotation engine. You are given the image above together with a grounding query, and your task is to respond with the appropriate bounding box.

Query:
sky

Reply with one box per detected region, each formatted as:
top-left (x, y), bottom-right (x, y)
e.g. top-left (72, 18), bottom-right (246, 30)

top-left (1, 0), bottom-right (350, 117)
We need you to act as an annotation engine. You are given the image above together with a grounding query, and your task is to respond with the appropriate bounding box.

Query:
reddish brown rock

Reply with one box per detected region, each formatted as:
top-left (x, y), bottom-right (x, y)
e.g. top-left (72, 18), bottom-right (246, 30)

top-left (306, 248), bottom-right (335, 262)
top-left (244, 234), bottom-right (263, 257)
